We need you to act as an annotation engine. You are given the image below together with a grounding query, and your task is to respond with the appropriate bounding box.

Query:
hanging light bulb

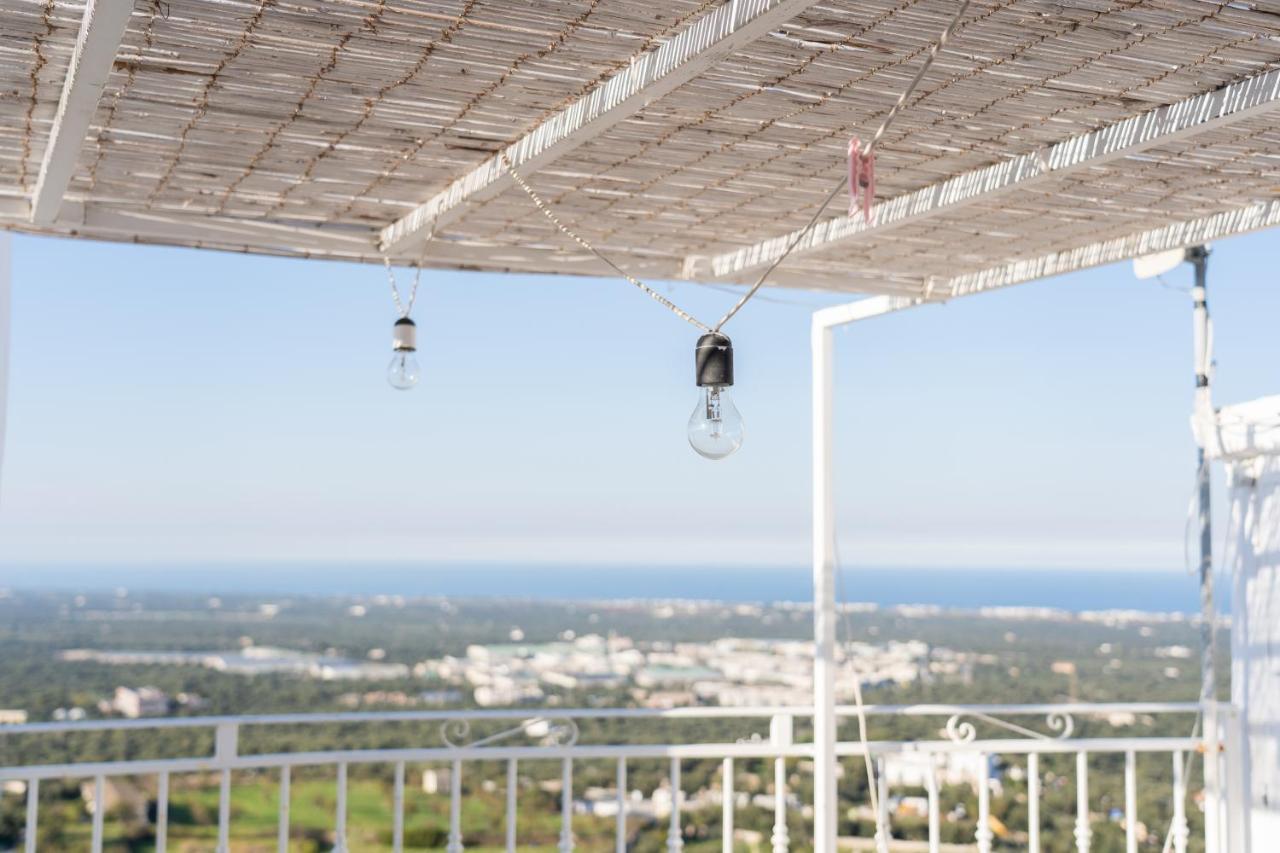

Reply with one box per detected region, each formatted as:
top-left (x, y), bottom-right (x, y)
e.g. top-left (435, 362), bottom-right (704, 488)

top-left (688, 332), bottom-right (744, 460)
top-left (387, 317), bottom-right (420, 390)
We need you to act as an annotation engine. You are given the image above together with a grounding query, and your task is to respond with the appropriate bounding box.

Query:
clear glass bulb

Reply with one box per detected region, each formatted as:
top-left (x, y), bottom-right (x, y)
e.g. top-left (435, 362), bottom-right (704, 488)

top-left (687, 386), bottom-right (744, 460)
top-left (387, 351), bottom-right (421, 390)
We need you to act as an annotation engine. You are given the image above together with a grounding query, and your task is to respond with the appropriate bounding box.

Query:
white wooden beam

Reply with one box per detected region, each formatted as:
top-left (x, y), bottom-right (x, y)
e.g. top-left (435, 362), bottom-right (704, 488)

top-left (694, 65), bottom-right (1280, 281)
top-left (942, 200), bottom-right (1280, 299)
top-left (379, 0), bottom-right (824, 255)
top-left (4, 205), bottom-right (655, 274)
top-left (822, 199), bottom-right (1280, 325)
top-left (29, 0), bottom-right (134, 226)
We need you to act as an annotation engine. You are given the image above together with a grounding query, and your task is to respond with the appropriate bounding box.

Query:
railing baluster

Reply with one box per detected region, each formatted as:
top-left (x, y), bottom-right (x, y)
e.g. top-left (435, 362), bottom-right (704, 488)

top-left (507, 758), bottom-right (518, 853)
top-left (770, 714), bottom-right (791, 852)
top-left (278, 766), bottom-right (291, 853)
top-left (1074, 751), bottom-right (1091, 853)
top-left (215, 722), bottom-right (237, 853)
top-left (1172, 751), bottom-right (1189, 853)
top-left (91, 775), bottom-right (105, 853)
top-left (976, 753), bottom-right (992, 853)
top-left (668, 757), bottom-right (684, 852)
top-left (335, 762), bottom-right (348, 852)
top-left (1028, 753), bottom-right (1041, 853)
top-left (156, 771), bottom-right (169, 853)
top-left (448, 760), bottom-right (464, 853)
top-left (721, 757), bottom-right (734, 853)
top-left (218, 769), bottom-right (231, 853)
top-left (393, 761), bottom-right (405, 853)
top-left (924, 754), bottom-right (939, 853)
top-left (772, 755), bottom-right (789, 853)
top-left (559, 758), bottom-right (574, 853)
top-left (616, 758), bottom-right (627, 853)
top-left (1124, 750), bottom-right (1137, 853)
top-left (876, 755), bottom-right (890, 851)
top-left (23, 779), bottom-right (37, 853)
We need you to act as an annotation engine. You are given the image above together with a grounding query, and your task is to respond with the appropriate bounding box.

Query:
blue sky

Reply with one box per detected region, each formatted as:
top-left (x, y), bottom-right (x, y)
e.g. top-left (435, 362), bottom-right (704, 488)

top-left (0, 229), bottom-right (1276, 572)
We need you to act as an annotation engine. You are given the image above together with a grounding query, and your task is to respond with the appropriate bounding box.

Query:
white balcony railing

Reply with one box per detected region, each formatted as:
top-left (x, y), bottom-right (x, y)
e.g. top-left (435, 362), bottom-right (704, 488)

top-left (0, 701), bottom-right (1231, 852)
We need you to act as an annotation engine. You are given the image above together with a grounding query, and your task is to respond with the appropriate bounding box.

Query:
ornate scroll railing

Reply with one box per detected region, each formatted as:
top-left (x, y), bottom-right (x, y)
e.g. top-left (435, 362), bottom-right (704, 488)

top-left (0, 701), bottom-right (1226, 853)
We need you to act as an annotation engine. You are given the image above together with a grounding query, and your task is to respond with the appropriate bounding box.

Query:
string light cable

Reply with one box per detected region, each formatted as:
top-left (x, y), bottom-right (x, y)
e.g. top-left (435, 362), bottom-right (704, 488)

top-left (384, 255), bottom-right (421, 319)
top-left (497, 0), bottom-right (973, 455)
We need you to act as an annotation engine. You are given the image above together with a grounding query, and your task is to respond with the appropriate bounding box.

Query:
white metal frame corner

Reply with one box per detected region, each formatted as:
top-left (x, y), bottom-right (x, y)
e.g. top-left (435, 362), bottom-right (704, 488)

top-left (810, 296), bottom-right (922, 853)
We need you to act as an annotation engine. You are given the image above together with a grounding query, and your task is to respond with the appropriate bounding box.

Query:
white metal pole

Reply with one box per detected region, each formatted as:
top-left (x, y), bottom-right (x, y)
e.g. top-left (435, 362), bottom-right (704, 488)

top-left (0, 233), bottom-right (10, 497)
top-left (1189, 246), bottom-right (1222, 853)
top-left (811, 317), bottom-right (838, 853)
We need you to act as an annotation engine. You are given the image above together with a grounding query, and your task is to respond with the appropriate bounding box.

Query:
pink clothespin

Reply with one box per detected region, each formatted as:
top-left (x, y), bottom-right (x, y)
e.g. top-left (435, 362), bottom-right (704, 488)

top-left (848, 137), bottom-right (875, 223)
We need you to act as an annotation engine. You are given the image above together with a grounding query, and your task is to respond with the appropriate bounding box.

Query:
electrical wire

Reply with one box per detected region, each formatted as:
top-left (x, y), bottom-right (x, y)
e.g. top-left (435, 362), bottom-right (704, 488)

top-left (499, 0), bottom-right (974, 337)
top-left (834, 536), bottom-right (889, 853)
top-left (863, 0), bottom-right (972, 156)
top-left (384, 256), bottom-right (421, 318)
top-left (501, 152), bottom-right (712, 334)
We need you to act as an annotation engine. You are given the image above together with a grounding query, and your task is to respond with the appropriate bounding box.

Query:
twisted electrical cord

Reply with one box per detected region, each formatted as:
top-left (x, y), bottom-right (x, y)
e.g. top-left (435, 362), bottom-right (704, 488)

top-left (384, 255), bottom-right (421, 318)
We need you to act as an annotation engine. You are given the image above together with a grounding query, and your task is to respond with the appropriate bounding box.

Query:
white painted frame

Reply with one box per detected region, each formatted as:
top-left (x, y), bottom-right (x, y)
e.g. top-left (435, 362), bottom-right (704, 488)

top-left (698, 65), bottom-right (1280, 280)
top-left (0, 233), bottom-right (9, 498)
top-left (29, 0), bottom-right (134, 225)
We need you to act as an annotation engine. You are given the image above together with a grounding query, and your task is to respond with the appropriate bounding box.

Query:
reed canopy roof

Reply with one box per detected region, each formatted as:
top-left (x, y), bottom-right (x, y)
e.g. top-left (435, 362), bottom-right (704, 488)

top-left (3, 0), bottom-right (1280, 301)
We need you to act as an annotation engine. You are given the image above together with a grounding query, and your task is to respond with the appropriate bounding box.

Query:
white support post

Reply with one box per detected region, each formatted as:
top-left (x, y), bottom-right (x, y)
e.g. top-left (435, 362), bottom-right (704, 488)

top-left (721, 758), bottom-right (734, 853)
top-left (1224, 706), bottom-right (1250, 853)
top-left (0, 233), bottom-right (10, 495)
top-left (30, 0), bottom-right (133, 225)
top-left (156, 771), bottom-right (169, 853)
top-left (278, 766), bottom-right (291, 853)
top-left (1188, 247), bottom-right (1225, 853)
top-left (811, 315), bottom-right (838, 853)
top-left (379, 0), bottom-right (825, 254)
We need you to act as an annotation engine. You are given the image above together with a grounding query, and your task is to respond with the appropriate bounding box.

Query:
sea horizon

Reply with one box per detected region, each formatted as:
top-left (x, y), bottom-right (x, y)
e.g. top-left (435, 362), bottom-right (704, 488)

top-left (0, 562), bottom-right (1218, 615)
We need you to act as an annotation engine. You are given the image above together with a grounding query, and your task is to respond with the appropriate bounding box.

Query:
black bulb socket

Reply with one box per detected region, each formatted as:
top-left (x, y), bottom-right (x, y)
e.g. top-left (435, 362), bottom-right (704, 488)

top-left (694, 333), bottom-right (734, 388)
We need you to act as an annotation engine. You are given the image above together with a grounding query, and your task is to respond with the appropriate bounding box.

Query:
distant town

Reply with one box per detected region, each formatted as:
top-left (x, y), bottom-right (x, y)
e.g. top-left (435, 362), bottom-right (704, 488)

top-left (40, 596), bottom-right (1198, 719)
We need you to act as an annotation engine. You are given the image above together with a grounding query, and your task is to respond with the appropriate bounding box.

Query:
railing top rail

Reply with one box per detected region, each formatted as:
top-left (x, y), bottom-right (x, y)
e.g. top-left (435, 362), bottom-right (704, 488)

top-left (0, 735), bottom-right (1202, 781)
top-left (0, 700), bottom-right (1203, 736)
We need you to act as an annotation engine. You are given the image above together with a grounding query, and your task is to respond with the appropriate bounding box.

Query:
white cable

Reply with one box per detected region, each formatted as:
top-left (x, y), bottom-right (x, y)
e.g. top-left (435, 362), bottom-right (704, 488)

top-left (383, 256), bottom-right (421, 318)
top-left (501, 152), bottom-right (712, 333)
top-left (501, 0), bottom-right (973, 338)
top-left (834, 538), bottom-right (888, 852)
top-left (863, 0), bottom-right (972, 155)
